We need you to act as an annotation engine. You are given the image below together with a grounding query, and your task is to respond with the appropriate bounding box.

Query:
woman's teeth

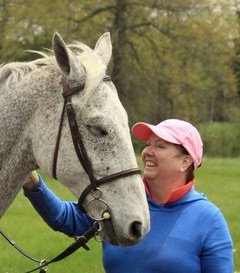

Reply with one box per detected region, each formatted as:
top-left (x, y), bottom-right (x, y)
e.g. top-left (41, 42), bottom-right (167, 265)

top-left (145, 161), bottom-right (157, 167)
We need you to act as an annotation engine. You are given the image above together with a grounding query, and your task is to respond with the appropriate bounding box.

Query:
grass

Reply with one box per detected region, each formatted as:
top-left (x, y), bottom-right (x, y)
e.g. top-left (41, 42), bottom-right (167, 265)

top-left (0, 171), bottom-right (105, 273)
top-left (0, 157), bottom-right (239, 272)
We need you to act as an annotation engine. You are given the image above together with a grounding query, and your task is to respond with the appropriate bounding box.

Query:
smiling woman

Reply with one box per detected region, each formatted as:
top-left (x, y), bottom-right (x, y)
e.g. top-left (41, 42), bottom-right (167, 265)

top-left (129, 119), bottom-right (234, 273)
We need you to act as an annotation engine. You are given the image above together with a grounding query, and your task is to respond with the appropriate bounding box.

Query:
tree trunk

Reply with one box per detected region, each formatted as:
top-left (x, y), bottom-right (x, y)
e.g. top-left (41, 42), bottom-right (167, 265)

top-left (110, 0), bottom-right (128, 105)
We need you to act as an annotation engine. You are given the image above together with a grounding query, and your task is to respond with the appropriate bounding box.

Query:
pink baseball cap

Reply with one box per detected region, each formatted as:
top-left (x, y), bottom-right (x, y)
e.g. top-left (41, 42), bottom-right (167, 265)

top-left (131, 119), bottom-right (203, 169)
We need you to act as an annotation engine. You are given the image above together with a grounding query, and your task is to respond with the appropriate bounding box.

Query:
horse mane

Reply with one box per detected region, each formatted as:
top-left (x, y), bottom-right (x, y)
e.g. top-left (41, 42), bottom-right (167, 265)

top-left (0, 41), bottom-right (106, 94)
top-left (0, 56), bottom-right (53, 87)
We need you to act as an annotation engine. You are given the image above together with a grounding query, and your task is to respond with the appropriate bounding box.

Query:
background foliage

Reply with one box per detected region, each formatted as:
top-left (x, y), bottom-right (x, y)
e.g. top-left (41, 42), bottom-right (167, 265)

top-left (1, 0), bottom-right (240, 156)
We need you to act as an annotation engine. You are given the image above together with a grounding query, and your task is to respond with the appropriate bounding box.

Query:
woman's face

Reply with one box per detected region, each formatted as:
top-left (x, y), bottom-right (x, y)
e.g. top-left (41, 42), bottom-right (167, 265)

top-left (141, 134), bottom-right (187, 182)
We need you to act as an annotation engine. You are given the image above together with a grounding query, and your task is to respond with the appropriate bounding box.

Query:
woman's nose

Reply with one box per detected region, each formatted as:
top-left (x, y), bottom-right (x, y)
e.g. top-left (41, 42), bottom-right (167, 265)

top-left (142, 145), bottom-right (154, 157)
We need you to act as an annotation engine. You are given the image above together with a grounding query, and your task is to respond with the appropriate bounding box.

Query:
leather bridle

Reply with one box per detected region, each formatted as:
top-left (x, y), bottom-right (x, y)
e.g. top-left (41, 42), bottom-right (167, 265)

top-left (52, 75), bottom-right (141, 214)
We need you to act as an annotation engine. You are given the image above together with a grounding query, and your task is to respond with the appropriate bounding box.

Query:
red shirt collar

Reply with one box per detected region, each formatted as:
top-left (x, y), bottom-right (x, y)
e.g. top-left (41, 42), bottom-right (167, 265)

top-left (143, 177), bottom-right (194, 205)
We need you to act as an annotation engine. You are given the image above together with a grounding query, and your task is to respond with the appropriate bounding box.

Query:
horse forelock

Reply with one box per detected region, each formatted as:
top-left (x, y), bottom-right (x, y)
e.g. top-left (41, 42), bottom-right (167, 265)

top-left (69, 42), bottom-right (106, 98)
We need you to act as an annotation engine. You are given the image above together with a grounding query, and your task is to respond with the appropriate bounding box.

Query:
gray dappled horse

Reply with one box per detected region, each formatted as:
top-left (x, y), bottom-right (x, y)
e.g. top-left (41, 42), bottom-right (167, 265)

top-left (0, 32), bottom-right (150, 246)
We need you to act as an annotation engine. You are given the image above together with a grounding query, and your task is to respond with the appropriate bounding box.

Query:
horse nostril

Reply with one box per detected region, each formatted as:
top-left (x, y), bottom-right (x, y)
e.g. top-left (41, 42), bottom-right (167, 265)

top-left (130, 221), bottom-right (143, 240)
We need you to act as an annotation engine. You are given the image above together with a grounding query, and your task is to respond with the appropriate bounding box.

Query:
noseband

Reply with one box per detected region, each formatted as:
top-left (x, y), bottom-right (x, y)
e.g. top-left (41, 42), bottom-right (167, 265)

top-left (52, 75), bottom-right (141, 213)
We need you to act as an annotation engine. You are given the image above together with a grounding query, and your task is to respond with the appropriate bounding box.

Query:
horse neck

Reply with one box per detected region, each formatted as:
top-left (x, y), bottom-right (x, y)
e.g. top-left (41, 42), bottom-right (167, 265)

top-left (0, 69), bottom-right (56, 217)
top-left (0, 80), bottom-right (37, 167)
top-left (0, 66), bottom-right (59, 163)
top-left (0, 135), bottom-right (37, 218)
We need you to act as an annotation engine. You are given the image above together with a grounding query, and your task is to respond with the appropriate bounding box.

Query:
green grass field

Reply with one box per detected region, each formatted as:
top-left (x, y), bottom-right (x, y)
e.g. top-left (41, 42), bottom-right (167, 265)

top-left (0, 157), bottom-right (239, 273)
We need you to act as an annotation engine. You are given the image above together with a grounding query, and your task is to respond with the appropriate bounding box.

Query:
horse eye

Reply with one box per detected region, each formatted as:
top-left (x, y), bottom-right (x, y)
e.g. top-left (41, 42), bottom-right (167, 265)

top-left (100, 128), bottom-right (108, 136)
top-left (86, 124), bottom-right (108, 136)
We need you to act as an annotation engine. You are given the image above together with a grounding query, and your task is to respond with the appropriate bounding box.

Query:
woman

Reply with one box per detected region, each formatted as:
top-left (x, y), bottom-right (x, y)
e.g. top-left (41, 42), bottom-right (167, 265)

top-left (24, 119), bottom-right (233, 273)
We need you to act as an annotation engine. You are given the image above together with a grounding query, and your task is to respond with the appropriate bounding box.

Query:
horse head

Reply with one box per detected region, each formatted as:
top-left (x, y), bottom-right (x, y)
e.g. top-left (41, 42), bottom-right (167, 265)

top-left (28, 32), bottom-right (150, 246)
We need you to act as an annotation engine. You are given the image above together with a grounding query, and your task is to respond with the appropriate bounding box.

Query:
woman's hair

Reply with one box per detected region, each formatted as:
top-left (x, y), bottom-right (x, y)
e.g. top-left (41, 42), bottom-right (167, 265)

top-left (177, 145), bottom-right (194, 183)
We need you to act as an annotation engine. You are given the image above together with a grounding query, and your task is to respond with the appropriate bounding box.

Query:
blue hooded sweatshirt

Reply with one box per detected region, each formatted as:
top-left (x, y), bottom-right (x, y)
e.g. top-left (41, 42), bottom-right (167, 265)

top-left (24, 176), bottom-right (233, 273)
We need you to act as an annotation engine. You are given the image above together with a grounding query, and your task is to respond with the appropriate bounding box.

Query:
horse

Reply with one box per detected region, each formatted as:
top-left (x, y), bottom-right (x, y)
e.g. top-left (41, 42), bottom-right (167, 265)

top-left (0, 32), bottom-right (150, 246)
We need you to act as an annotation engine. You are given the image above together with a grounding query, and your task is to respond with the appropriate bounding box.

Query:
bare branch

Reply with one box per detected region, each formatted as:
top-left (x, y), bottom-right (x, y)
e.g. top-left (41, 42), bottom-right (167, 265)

top-left (126, 39), bottom-right (143, 68)
top-left (70, 5), bottom-right (115, 25)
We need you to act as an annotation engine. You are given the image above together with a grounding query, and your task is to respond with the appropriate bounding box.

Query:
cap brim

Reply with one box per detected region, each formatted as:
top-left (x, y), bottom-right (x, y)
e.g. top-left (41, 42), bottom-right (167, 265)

top-left (131, 122), bottom-right (181, 144)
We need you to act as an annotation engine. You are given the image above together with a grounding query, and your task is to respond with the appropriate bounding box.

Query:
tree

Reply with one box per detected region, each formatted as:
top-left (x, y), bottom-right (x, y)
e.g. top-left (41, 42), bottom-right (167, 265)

top-left (0, 0), bottom-right (238, 123)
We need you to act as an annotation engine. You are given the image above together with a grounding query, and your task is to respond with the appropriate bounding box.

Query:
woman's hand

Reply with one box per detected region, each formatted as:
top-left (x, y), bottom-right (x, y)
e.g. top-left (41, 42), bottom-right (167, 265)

top-left (23, 171), bottom-right (40, 190)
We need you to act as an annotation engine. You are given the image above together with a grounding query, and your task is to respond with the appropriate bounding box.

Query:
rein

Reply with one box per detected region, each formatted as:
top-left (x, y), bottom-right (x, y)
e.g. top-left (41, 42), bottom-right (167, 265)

top-left (0, 222), bottom-right (100, 273)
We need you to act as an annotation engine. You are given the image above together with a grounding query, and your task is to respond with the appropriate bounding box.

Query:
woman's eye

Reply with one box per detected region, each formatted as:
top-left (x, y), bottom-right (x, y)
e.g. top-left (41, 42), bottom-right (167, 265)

top-left (156, 143), bottom-right (165, 148)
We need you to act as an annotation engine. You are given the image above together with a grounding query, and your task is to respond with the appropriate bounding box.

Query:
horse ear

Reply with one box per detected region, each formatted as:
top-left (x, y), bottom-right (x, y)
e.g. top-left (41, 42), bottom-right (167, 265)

top-left (53, 32), bottom-right (71, 75)
top-left (53, 32), bottom-right (86, 83)
top-left (94, 32), bottom-right (112, 67)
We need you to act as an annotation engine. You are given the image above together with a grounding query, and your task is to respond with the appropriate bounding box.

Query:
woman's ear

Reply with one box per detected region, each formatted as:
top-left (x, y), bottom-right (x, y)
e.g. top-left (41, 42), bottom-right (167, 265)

top-left (180, 155), bottom-right (194, 173)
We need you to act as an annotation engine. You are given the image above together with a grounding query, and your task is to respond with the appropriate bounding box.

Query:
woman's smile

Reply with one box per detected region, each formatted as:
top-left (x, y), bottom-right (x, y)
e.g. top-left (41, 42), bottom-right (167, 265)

top-left (145, 160), bottom-right (157, 167)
